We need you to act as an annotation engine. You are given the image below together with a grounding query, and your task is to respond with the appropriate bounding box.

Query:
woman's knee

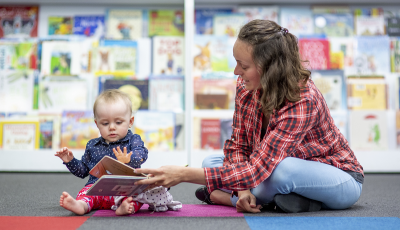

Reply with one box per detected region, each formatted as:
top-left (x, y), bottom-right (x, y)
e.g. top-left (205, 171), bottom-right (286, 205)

top-left (202, 154), bottom-right (224, 168)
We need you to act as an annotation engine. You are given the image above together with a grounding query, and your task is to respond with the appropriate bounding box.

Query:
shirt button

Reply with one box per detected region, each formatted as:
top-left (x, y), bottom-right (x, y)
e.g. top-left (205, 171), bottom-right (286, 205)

top-left (231, 138), bottom-right (234, 141)
top-left (271, 158), bottom-right (274, 162)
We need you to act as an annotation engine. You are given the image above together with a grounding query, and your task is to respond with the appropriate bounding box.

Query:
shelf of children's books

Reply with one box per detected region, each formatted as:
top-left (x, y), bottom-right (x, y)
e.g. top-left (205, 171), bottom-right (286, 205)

top-left (0, 149), bottom-right (188, 171)
top-left (192, 110), bottom-right (235, 118)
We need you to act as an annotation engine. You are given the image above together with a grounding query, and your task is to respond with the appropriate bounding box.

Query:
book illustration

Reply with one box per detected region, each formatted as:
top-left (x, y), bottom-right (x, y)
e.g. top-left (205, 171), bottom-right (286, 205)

top-left (93, 46), bottom-right (137, 76)
top-left (298, 39), bottom-right (330, 70)
top-left (220, 118), bottom-right (233, 148)
top-left (149, 76), bottom-right (184, 113)
top-left (86, 175), bottom-right (149, 196)
top-left (0, 70), bottom-right (34, 111)
top-left (311, 70), bottom-right (345, 110)
top-left (38, 114), bottom-right (61, 150)
top-left (193, 35), bottom-right (230, 73)
top-left (390, 39), bottom-right (400, 73)
top-left (152, 36), bottom-right (184, 75)
top-left (355, 16), bottom-right (385, 36)
top-left (132, 111), bottom-right (175, 151)
top-left (237, 6), bottom-right (279, 23)
top-left (329, 37), bottom-right (355, 71)
top-left (195, 8), bottom-right (232, 34)
top-left (0, 44), bottom-right (16, 70)
top-left (0, 6), bottom-right (39, 38)
top-left (349, 111), bottom-right (388, 150)
top-left (353, 36), bottom-right (390, 75)
top-left (13, 41), bottom-right (37, 70)
top-left (73, 15), bottom-right (105, 38)
top-left (148, 10), bottom-right (184, 36)
top-left (0, 120), bottom-right (40, 150)
top-left (213, 13), bottom-right (247, 37)
top-left (106, 9), bottom-right (142, 40)
top-left (39, 118), bottom-right (53, 149)
top-left (347, 79), bottom-right (387, 110)
top-left (61, 111), bottom-right (99, 149)
top-left (279, 7), bottom-right (314, 37)
top-left (103, 79), bottom-right (148, 111)
top-left (313, 13), bottom-right (354, 37)
top-left (40, 41), bottom-right (82, 76)
top-left (201, 119), bottom-right (221, 150)
top-left (89, 155), bottom-right (146, 178)
top-left (48, 16), bottom-right (73, 35)
top-left (50, 51), bottom-right (71, 75)
top-left (194, 78), bottom-right (237, 110)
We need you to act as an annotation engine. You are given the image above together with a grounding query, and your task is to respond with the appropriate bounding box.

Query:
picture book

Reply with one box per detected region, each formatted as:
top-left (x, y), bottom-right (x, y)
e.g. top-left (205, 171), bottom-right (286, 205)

top-left (195, 8), bottom-right (233, 34)
top-left (0, 6), bottom-right (39, 38)
top-left (60, 110), bottom-right (99, 149)
top-left (201, 119), bottom-right (221, 150)
top-left (349, 111), bottom-right (388, 151)
top-left (73, 15), bottom-right (105, 38)
top-left (194, 78), bottom-right (237, 110)
top-left (103, 79), bottom-right (148, 111)
top-left (89, 155), bottom-right (146, 178)
top-left (152, 36), bottom-right (184, 75)
top-left (92, 46), bottom-right (137, 76)
top-left (220, 118), bottom-right (233, 148)
top-left (148, 10), bottom-right (184, 36)
top-left (387, 17), bottom-right (400, 37)
top-left (237, 6), bottom-right (279, 23)
top-left (213, 13), bottom-right (247, 38)
top-left (396, 110), bottom-right (400, 148)
top-left (106, 9), bottom-right (142, 40)
top-left (298, 39), bottom-right (330, 70)
top-left (39, 77), bottom-right (88, 112)
top-left (12, 41), bottom-right (37, 70)
top-left (347, 78), bottom-right (387, 110)
top-left (353, 36), bottom-right (390, 75)
top-left (38, 113), bottom-right (61, 150)
top-left (313, 13), bottom-right (353, 37)
top-left (132, 111), bottom-right (175, 151)
top-left (0, 120), bottom-right (40, 150)
top-left (48, 16), bottom-right (73, 35)
top-left (86, 175), bottom-right (149, 196)
top-left (390, 38), bottom-right (400, 73)
top-left (0, 69), bottom-right (34, 112)
top-left (149, 75), bottom-right (184, 113)
top-left (355, 16), bottom-right (385, 36)
top-left (279, 7), bottom-right (314, 37)
top-left (193, 35), bottom-right (229, 73)
top-left (311, 70), bottom-right (345, 111)
top-left (329, 37), bottom-right (355, 72)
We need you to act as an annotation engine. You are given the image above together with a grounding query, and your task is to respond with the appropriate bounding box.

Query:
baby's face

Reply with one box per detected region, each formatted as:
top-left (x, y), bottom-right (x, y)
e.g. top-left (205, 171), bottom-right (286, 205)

top-left (94, 98), bottom-right (133, 144)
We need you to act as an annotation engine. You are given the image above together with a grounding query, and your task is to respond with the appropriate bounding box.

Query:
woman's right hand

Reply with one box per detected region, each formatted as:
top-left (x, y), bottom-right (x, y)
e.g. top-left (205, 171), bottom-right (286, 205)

top-left (55, 147), bottom-right (74, 163)
top-left (236, 190), bottom-right (262, 213)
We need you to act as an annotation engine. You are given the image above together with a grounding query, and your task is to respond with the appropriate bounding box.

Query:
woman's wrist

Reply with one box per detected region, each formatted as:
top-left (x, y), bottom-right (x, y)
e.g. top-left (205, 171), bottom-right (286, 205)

top-left (182, 167), bottom-right (207, 185)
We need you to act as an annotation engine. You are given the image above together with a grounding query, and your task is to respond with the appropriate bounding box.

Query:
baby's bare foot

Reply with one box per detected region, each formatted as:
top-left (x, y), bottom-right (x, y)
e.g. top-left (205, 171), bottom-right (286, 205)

top-left (60, 192), bottom-right (87, 215)
top-left (115, 197), bottom-right (134, 216)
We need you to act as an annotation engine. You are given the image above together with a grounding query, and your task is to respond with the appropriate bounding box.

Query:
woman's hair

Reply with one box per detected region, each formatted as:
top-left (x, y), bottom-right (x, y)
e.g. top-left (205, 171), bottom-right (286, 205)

top-left (93, 89), bottom-right (132, 118)
top-left (237, 19), bottom-right (310, 115)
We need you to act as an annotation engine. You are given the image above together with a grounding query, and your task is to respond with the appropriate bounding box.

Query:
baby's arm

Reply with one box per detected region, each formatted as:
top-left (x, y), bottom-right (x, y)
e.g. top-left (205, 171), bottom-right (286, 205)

top-left (55, 147), bottom-right (74, 163)
top-left (129, 134), bottom-right (148, 168)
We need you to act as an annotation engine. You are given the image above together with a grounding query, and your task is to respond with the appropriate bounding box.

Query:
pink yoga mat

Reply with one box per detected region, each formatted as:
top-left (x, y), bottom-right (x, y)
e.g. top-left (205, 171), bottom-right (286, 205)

top-left (93, 204), bottom-right (244, 217)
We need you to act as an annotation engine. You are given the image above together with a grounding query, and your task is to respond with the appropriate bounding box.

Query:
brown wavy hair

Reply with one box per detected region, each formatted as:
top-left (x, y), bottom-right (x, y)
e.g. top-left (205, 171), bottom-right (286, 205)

top-left (237, 19), bottom-right (310, 115)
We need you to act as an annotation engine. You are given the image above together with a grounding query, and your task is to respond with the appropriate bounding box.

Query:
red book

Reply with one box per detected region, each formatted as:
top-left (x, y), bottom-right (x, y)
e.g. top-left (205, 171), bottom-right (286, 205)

top-left (0, 6), bottom-right (39, 38)
top-left (201, 119), bottom-right (221, 150)
top-left (298, 39), bottom-right (330, 70)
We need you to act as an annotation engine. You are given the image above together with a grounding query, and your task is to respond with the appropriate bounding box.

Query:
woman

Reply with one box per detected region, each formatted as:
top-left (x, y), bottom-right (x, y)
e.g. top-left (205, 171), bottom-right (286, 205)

top-left (134, 20), bottom-right (363, 213)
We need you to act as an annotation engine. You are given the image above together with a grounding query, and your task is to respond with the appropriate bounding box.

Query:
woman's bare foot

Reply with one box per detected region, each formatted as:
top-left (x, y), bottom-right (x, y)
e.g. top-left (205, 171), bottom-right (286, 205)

top-left (60, 192), bottom-right (88, 215)
top-left (115, 197), bottom-right (134, 216)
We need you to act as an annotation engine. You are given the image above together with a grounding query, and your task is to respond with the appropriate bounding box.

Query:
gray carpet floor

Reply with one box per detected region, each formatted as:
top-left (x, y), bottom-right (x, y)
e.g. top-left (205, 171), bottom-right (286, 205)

top-left (0, 173), bottom-right (399, 229)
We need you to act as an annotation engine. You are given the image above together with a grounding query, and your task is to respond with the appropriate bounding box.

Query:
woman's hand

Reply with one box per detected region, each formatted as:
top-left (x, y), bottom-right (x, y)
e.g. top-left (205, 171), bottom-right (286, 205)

top-left (113, 146), bottom-right (132, 164)
top-left (236, 190), bottom-right (262, 213)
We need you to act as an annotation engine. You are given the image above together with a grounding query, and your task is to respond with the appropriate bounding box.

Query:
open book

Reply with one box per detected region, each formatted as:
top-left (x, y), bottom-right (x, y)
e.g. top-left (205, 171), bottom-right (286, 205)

top-left (86, 156), bottom-right (149, 196)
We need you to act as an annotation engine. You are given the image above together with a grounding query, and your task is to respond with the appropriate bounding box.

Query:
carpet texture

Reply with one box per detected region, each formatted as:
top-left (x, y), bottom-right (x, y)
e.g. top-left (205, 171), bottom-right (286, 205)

top-left (0, 216), bottom-right (90, 230)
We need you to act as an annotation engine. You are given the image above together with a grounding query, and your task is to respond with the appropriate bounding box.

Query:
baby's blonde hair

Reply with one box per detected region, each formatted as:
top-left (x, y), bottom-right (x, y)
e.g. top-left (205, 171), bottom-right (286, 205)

top-left (93, 89), bottom-right (132, 119)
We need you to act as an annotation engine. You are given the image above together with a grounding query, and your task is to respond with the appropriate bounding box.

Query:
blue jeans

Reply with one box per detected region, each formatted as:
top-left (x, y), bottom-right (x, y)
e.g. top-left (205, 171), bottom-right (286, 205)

top-left (202, 154), bottom-right (363, 209)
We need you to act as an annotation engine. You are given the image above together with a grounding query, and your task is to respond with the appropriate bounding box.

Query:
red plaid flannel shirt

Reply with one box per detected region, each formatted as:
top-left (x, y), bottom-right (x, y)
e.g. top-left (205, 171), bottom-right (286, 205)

top-left (204, 77), bottom-right (364, 192)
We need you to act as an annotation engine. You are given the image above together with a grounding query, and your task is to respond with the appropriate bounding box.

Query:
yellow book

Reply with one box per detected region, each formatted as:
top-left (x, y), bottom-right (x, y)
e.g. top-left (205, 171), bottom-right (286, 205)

top-left (0, 120), bottom-right (40, 150)
top-left (347, 79), bottom-right (387, 110)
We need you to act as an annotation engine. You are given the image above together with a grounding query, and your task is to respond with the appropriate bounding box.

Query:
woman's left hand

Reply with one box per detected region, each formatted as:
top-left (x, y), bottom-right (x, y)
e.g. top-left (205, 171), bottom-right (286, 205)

top-left (236, 190), bottom-right (262, 213)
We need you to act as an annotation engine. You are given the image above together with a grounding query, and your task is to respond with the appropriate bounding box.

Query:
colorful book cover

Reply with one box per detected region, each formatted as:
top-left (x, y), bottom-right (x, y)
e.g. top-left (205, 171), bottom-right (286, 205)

top-left (193, 35), bottom-right (229, 73)
top-left (195, 8), bottom-right (232, 34)
top-left (329, 37), bottom-right (355, 71)
top-left (48, 16), bottom-right (73, 35)
top-left (149, 75), bottom-right (184, 113)
top-left (353, 36), bottom-right (390, 75)
top-left (40, 41), bottom-right (82, 76)
top-left (313, 13), bottom-right (354, 37)
top-left (103, 79), bottom-right (149, 111)
top-left (0, 6), bottom-right (39, 38)
top-left (390, 39), bottom-right (400, 73)
top-left (387, 17), bottom-right (400, 37)
top-left (92, 46), bottom-right (137, 76)
top-left (106, 9), bottom-right (142, 40)
top-left (220, 118), bottom-right (233, 148)
top-left (39, 77), bottom-right (88, 112)
top-left (311, 70), bottom-right (345, 111)
top-left (38, 113), bottom-right (61, 150)
top-left (152, 36), bottom-right (184, 75)
top-left (0, 70), bottom-right (34, 112)
top-left (0, 44), bottom-right (16, 70)
top-left (0, 120), bottom-right (40, 150)
top-left (148, 10), bottom-right (184, 36)
top-left (349, 111), bottom-right (388, 150)
top-left (347, 78), bottom-right (387, 110)
top-left (201, 119), bottom-right (221, 150)
top-left (213, 13), bottom-right (247, 38)
top-left (279, 7), bottom-right (314, 37)
top-left (60, 111), bottom-right (99, 149)
top-left (194, 78), bottom-right (236, 110)
top-left (355, 16), bottom-right (385, 36)
top-left (73, 15), bottom-right (105, 38)
top-left (298, 39), bottom-right (330, 70)
top-left (13, 41), bottom-right (37, 70)
top-left (133, 111), bottom-right (175, 151)
top-left (237, 6), bottom-right (279, 23)
top-left (330, 51), bottom-right (344, 70)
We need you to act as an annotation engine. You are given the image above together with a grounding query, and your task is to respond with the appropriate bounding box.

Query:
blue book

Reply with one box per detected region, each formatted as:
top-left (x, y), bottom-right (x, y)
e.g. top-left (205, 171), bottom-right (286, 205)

top-left (73, 15), bottom-right (105, 37)
top-left (195, 9), bottom-right (233, 34)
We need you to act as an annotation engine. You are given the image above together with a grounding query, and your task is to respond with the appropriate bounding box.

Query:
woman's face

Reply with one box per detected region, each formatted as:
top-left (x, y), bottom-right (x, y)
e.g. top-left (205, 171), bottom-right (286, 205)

top-left (233, 39), bottom-right (261, 91)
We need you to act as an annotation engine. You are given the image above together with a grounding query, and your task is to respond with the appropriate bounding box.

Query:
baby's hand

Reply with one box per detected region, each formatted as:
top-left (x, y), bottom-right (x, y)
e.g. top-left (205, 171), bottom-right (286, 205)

top-left (54, 147), bottom-right (74, 163)
top-left (113, 146), bottom-right (132, 164)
